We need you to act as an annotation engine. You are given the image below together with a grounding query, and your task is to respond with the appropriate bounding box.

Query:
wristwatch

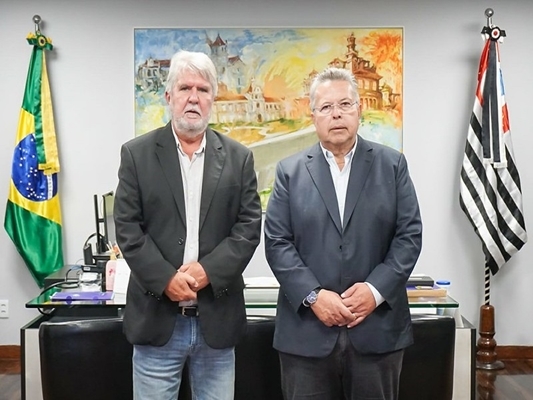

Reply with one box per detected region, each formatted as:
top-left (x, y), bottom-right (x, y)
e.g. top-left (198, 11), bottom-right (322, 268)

top-left (302, 287), bottom-right (322, 307)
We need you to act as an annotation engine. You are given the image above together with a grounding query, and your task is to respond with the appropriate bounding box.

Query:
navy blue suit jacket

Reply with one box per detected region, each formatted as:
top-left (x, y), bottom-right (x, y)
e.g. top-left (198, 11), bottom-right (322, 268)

top-left (264, 136), bottom-right (422, 356)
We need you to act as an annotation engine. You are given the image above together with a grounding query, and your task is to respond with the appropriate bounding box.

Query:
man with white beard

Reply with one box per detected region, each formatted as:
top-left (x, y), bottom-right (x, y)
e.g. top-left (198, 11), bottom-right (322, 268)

top-left (114, 50), bottom-right (262, 400)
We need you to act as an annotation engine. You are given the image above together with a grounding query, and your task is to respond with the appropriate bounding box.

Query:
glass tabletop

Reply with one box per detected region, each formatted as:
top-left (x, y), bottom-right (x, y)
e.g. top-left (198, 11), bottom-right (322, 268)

top-left (407, 295), bottom-right (458, 308)
top-left (243, 287), bottom-right (458, 309)
top-left (26, 287), bottom-right (126, 309)
top-left (26, 286), bottom-right (458, 310)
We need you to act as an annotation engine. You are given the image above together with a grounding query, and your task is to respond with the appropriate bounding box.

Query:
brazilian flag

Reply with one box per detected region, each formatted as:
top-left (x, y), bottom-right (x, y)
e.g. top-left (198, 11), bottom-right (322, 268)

top-left (4, 33), bottom-right (63, 287)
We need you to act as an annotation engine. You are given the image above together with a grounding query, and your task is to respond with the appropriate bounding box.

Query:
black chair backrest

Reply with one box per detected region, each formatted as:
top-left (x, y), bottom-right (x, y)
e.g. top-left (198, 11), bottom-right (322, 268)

top-left (235, 315), bottom-right (283, 400)
top-left (39, 317), bottom-right (133, 400)
top-left (399, 314), bottom-right (456, 400)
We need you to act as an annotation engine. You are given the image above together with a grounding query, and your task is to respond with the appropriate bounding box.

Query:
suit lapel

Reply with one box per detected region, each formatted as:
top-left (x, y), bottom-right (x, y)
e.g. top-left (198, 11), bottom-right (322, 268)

top-left (154, 123), bottom-right (187, 226)
top-left (306, 143), bottom-right (342, 234)
top-left (343, 136), bottom-right (374, 229)
top-left (199, 129), bottom-right (225, 230)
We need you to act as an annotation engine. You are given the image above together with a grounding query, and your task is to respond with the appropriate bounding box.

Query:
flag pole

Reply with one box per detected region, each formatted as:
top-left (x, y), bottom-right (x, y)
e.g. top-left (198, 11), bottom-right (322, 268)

top-left (476, 265), bottom-right (504, 370)
top-left (475, 8), bottom-right (505, 371)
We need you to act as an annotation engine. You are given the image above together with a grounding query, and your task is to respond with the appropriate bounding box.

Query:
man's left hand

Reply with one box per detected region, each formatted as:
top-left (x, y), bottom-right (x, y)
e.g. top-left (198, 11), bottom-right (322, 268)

top-left (340, 283), bottom-right (377, 328)
top-left (179, 262), bottom-right (210, 291)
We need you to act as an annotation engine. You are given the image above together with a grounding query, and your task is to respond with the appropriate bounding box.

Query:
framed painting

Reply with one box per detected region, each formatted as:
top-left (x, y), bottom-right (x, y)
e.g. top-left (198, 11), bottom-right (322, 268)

top-left (134, 27), bottom-right (403, 209)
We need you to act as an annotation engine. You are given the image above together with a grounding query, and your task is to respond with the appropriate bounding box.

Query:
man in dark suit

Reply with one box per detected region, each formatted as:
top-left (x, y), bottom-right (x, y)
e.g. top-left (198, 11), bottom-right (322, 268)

top-left (264, 67), bottom-right (422, 400)
top-left (114, 50), bottom-right (262, 399)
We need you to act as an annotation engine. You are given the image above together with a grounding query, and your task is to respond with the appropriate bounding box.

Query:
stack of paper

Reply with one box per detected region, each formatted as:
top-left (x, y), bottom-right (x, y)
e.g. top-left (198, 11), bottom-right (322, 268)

top-left (244, 276), bottom-right (279, 303)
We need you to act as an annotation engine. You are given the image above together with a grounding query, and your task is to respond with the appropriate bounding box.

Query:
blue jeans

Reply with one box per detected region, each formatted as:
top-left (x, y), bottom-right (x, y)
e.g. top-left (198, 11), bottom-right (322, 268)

top-left (133, 314), bottom-right (235, 400)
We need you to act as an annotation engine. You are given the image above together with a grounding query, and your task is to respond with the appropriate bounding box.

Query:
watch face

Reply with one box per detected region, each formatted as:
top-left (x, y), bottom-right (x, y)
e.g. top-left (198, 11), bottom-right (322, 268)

top-left (307, 290), bottom-right (318, 304)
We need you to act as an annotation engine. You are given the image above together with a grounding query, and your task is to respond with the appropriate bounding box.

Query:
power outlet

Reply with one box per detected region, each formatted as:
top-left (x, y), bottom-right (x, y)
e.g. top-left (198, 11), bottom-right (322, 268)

top-left (0, 300), bottom-right (8, 318)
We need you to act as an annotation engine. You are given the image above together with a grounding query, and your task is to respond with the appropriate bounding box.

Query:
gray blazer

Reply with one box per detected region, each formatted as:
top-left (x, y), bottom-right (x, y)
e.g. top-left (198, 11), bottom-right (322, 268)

top-left (264, 136), bottom-right (422, 357)
top-left (114, 123), bottom-right (262, 349)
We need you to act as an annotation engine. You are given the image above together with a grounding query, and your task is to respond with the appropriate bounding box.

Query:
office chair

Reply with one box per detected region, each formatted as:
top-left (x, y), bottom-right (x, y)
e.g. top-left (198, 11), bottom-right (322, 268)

top-left (39, 318), bottom-right (133, 400)
top-left (39, 317), bottom-right (193, 400)
top-left (399, 314), bottom-right (456, 400)
top-left (235, 315), bottom-right (283, 400)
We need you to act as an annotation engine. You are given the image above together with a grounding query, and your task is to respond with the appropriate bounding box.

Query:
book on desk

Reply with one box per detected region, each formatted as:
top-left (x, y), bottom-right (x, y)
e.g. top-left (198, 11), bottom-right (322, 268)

top-left (406, 274), bottom-right (434, 287)
top-left (406, 285), bottom-right (447, 298)
top-left (50, 291), bottom-right (114, 301)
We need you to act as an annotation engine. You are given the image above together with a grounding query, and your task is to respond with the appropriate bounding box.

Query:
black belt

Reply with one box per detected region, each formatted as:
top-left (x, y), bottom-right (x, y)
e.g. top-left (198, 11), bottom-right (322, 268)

top-left (178, 306), bottom-right (199, 317)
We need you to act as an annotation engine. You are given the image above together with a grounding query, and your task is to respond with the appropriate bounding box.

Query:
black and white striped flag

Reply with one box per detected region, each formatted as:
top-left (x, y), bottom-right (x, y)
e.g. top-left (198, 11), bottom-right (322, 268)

top-left (459, 32), bottom-right (527, 275)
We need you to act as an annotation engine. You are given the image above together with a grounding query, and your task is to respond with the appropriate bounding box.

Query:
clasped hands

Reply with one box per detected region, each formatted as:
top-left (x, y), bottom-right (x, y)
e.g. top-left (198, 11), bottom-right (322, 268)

top-left (163, 262), bottom-right (209, 302)
top-left (311, 283), bottom-right (376, 329)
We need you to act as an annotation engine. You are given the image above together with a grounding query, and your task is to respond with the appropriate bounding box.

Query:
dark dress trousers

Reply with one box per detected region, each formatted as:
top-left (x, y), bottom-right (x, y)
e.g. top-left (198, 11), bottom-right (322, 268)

top-left (264, 136), bottom-right (422, 357)
top-left (114, 123), bottom-right (262, 349)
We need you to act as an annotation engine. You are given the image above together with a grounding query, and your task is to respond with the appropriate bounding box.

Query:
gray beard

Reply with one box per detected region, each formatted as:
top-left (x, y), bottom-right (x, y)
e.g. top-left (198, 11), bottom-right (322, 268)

top-left (173, 114), bottom-right (210, 138)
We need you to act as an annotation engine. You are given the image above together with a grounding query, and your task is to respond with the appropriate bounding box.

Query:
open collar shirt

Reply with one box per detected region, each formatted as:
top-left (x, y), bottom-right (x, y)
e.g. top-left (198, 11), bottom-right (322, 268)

top-left (319, 137), bottom-right (384, 307)
top-left (172, 128), bottom-right (206, 306)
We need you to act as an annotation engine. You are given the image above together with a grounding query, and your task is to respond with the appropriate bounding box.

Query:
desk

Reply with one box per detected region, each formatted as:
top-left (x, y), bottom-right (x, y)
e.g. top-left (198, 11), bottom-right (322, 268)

top-left (22, 287), bottom-right (474, 400)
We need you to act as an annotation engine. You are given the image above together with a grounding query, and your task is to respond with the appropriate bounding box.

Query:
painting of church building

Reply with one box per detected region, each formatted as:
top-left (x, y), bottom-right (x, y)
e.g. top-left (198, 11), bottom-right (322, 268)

top-left (206, 33), bottom-right (285, 124)
top-left (213, 79), bottom-right (285, 124)
top-left (207, 34), bottom-right (247, 94)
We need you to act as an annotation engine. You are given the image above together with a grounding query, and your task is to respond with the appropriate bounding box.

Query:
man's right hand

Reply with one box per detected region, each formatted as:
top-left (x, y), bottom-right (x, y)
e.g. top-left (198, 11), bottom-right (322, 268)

top-left (164, 271), bottom-right (198, 302)
top-left (310, 289), bottom-right (355, 327)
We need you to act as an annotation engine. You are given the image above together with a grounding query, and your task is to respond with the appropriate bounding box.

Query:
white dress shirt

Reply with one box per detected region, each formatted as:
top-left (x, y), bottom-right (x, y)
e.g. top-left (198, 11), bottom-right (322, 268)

top-left (320, 139), bottom-right (384, 307)
top-left (173, 130), bottom-right (206, 306)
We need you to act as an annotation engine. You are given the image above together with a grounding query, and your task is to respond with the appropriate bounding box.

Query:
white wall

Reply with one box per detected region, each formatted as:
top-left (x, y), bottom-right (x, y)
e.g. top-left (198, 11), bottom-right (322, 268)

top-left (1, 0), bottom-right (532, 346)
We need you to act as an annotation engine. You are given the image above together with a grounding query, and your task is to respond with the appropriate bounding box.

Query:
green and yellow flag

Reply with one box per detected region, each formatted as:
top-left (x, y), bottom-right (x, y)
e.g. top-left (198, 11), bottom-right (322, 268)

top-left (4, 33), bottom-right (63, 287)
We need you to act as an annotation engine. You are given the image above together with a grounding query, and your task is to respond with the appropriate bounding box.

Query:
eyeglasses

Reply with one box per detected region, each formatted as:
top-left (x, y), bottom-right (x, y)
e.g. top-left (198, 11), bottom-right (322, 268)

top-left (313, 101), bottom-right (358, 115)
